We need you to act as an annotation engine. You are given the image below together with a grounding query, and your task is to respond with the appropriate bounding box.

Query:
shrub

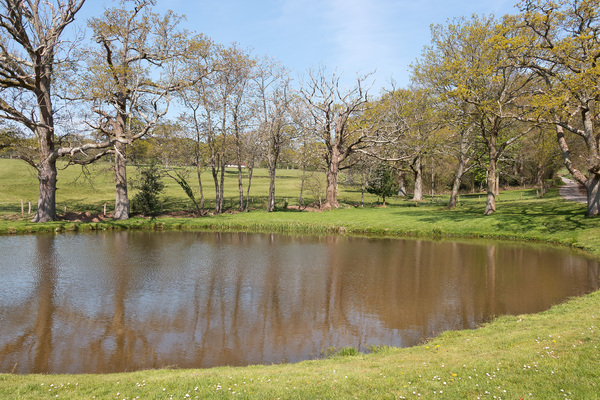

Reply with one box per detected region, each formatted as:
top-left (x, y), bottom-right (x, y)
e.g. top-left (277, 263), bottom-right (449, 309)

top-left (132, 162), bottom-right (165, 216)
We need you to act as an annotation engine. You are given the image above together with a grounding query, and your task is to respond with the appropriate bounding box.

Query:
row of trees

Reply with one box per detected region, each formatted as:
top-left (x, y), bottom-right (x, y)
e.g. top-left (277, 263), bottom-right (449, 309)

top-left (1, 0), bottom-right (599, 221)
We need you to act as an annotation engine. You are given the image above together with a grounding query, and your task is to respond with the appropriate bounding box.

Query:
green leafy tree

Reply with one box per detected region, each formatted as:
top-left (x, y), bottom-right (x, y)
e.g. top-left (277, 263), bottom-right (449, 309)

top-left (366, 163), bottom-right (396, 206)
top-left (413, 15), bottom-right (539, 215)
top-left (519, 0), bottom-right (600, 216)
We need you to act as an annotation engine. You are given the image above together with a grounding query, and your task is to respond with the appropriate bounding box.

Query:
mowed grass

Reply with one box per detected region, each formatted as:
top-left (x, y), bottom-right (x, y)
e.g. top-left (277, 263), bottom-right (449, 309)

top-left (0, 158), bottom-right (375, 214)
top-left (1, 158), bottom-right (600, 399)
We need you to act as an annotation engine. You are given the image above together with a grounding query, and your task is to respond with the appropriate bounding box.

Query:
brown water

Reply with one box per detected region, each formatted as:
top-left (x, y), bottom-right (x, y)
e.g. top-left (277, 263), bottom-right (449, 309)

top-left (0, 231), bottom-right (598, 374)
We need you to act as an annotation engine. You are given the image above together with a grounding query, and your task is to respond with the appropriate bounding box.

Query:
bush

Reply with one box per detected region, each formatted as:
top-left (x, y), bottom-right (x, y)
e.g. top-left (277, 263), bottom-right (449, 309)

top-left (132, 162), bottom-right (165, 216)
top-left (366, 163), bottom-right (396, 206)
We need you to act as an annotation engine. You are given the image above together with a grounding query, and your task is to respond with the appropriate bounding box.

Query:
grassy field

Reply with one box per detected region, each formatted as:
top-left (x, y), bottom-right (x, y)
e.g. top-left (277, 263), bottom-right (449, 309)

top-left (0, 158), bottom-right (376, 215)
top-left (1, 158), bottom-right (600, 399)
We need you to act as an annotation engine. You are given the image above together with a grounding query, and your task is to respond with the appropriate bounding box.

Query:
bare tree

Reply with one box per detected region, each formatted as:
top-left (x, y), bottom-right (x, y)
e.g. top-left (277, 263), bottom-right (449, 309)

top-left (254, 57), bottom-right (292, 212)
top-left (0, 0), bottom-right (88, 222)
top-left (225, 45), bottom-right (255, 211)
top-left (300, 68), bottom-right (374, 209)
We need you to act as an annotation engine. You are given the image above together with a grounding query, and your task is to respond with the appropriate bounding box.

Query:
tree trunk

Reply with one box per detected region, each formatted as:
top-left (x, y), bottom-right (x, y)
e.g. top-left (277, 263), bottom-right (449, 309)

top-left (195, 164), bottom-right (205, 215)
top-left (234, 123), bottom-right (244, 211)
top-left (32, 158), bottom-right (58, 222)
top-left (212, 164), bottom-right (221, 214)
top-left (298, 166), bottom-right (306, 211)
top-left (267, 168), bottom-right (276, 212)
top-left (495, 175), bottom-right (500, 196)
top-left (484, 158), bottom-right (497, 216)
top-left (323, 148), bottom-right (341, 209)
top-left (448, 156), bottom-right (466, 209)
top-left (586, 174), bottom-right (600, 217)
top-left (32, 72), bottom-right (58, 222)
top-left (113, 141), bottom-right (129, 220)
top-left (536, 161), bottom-right (544, 196)
top-left (483, 128), bottom-right (499, 216)
top-left (266, 142), bottom-right (280, 212)
top-left (397, 169), bottom-right (406, 197)
top-left (411, 155), bottom-right (423, 201)
top-left (245, 164), bottom-right (254, 212)
top-left (237, 164), bottom-right (244, 212)
top-left (219, 157), bottom-right (226, 212)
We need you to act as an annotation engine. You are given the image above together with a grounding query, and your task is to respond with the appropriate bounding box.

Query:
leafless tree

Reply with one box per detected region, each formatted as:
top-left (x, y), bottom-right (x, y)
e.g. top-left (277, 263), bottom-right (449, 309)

top-left (299, 67), bottom-right (375, 209)
top-left (0, 0), bottom-right (91, 222)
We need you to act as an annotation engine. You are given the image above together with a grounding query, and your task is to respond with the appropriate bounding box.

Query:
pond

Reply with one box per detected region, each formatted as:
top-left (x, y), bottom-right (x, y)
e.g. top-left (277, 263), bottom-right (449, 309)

top-left (0, 231), bottom-right (598, 374)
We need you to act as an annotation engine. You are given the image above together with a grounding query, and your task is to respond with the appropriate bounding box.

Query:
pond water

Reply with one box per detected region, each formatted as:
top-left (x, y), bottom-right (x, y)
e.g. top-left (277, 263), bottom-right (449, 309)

top-left (0, 231), bottom-right (598, 374)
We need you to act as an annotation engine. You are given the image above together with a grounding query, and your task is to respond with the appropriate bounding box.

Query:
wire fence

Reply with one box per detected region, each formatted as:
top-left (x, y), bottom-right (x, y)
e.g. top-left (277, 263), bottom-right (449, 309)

top-left (0, 196), bottom-right (322, 218)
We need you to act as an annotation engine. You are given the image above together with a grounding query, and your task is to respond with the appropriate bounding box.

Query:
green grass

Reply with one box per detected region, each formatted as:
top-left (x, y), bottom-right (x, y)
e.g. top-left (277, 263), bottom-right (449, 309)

top-left (1, 158), bottom-right (600, 399)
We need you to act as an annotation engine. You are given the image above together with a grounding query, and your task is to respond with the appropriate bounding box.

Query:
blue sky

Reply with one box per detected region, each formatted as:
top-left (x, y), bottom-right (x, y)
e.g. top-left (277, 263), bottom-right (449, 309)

top-left (77, 0), bottom-right (519, 91)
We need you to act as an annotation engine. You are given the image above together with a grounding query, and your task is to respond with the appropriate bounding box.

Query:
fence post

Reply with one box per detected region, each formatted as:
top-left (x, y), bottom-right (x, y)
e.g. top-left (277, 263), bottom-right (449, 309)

top-left (64, 205), bottom-right (66, 214)
top-left (103, 204), bottom-right (107, 216)
top-left (28, 202), bottom-right (31, 215)
top-left (21, 199), bottom-right (24, 216)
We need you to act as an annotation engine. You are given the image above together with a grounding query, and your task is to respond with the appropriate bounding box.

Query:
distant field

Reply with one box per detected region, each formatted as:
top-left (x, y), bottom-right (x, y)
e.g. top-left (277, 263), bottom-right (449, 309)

top-left (0, 158), bottom-right (545, 217)
top-left (0, 158), bottom-right (380, 216)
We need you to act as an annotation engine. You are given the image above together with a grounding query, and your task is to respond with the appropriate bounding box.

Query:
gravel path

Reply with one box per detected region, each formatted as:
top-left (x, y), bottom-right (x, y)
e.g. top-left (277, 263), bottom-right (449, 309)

top-left (559, 177), bottom-right (587, 203)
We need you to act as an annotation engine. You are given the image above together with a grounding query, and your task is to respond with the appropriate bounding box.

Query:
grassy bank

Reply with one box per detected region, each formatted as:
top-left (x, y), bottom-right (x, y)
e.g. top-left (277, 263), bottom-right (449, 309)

top-left (1, 159), bottom-right (600, 398)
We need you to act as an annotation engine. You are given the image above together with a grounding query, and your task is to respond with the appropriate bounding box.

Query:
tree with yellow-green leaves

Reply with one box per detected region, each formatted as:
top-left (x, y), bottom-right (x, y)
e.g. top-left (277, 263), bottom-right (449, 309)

top-left (75, 0), bottom-right (192, 220)
top-left (518, 0), bottom-right (600, 216)
top-left (414, 14), bottom-right (541, 215)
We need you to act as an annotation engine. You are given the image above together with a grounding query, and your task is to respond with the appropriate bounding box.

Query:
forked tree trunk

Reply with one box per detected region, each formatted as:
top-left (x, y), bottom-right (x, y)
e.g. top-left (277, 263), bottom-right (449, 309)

top-left (484, 129), bottom-right (499, 216)
top-left (113, 141), bottom-right (129, 220)
top-left (412, 155), bottom-right (423, 201)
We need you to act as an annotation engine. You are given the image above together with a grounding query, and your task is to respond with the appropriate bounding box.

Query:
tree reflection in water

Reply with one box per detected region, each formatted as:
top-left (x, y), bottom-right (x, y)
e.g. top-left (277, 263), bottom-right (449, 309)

top-left (0, 232), bottom-right (598, 374)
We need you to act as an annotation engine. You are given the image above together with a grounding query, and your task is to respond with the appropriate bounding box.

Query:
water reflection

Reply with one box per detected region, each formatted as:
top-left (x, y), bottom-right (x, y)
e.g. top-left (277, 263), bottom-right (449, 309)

top-left (0, 232), bottom-right (598, 374)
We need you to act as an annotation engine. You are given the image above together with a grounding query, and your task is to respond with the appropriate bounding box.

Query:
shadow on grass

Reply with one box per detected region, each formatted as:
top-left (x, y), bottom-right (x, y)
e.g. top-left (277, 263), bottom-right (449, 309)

top-left (383, 194), bottom-right (591, 236)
